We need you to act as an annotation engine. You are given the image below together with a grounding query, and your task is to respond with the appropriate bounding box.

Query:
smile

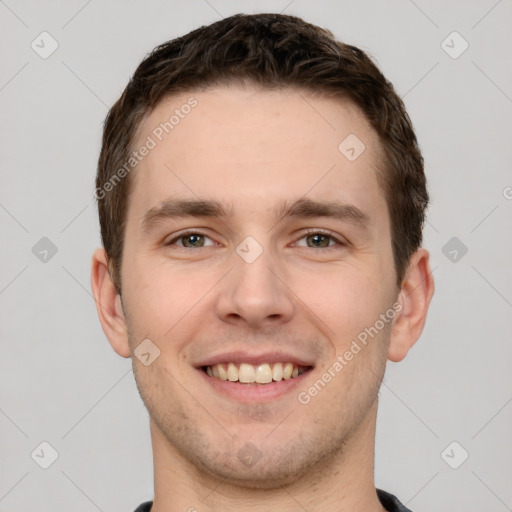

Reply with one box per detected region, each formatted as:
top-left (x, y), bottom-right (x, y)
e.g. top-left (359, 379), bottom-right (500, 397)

top-left (203, 362), bottom-right (310, 384)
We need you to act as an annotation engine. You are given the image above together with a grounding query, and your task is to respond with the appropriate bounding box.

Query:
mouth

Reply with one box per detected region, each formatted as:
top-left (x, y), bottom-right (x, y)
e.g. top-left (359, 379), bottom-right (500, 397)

top-left (202, 362), bottom-right (312, 384)
top-left (197, 357), bottom-right (314, 403)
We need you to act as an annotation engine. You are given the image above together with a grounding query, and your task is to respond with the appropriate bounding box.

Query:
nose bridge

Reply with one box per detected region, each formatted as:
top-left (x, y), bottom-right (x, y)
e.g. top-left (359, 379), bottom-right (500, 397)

top-left (216, 236), bottom-right (294, 327)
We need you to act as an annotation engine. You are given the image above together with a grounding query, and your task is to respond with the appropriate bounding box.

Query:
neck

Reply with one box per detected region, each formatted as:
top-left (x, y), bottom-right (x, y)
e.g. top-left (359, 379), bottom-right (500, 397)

top-left (149, 399), bottom-right (386, 512)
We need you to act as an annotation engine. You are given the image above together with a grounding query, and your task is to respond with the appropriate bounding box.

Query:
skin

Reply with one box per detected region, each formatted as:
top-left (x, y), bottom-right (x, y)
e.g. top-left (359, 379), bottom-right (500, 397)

top-left (91, 85), bottom-right (434, 512)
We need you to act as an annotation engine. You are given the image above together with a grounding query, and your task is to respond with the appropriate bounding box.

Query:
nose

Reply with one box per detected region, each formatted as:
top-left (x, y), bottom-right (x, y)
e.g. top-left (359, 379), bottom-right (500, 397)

top-left (215, 244), bottom-right (295, 330)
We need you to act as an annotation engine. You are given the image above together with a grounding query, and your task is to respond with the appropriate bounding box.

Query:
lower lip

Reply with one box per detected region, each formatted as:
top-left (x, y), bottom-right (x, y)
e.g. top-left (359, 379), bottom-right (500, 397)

top-left (197, 368), bottom-right (312, 403)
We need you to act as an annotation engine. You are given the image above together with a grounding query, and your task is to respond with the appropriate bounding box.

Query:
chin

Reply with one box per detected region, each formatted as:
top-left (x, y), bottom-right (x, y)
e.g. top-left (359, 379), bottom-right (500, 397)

top-left (202, 456), bottom-right (313, 490)
top-left (190, 436), bottom-right (343, 491)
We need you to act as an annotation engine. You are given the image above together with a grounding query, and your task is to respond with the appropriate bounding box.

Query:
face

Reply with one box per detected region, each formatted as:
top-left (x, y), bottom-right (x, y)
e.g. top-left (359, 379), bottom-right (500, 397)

top-left (117, 86), bottom-right (400, 487)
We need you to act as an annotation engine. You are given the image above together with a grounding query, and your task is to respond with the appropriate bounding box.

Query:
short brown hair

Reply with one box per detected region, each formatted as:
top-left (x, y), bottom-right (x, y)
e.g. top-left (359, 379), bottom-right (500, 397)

top-left (96, 12), bottom-right (428, 294)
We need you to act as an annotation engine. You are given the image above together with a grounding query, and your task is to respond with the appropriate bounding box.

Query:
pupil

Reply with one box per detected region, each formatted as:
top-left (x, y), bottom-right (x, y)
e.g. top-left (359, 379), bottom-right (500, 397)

top-left (309, 234), bottom-right (328, 248)
top-left (186, 234), bottom-right (202, 247)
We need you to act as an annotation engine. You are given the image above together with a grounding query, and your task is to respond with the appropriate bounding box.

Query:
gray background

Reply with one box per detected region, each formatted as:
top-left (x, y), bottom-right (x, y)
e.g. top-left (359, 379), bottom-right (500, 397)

top-left (1, 0), bottom-right (511, 511)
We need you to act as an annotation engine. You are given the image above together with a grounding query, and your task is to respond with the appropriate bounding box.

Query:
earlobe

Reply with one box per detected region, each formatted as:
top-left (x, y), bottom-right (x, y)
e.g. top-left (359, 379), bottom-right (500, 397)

top-left (90, 248), bottom-right (131, 358)
top-left (388, 248), bottom-right (435, 362)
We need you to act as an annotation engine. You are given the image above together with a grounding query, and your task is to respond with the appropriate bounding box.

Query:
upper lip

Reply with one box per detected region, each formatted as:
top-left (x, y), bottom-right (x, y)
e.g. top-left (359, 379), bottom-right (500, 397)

top-left (195, 350), bottom-right (315, 368)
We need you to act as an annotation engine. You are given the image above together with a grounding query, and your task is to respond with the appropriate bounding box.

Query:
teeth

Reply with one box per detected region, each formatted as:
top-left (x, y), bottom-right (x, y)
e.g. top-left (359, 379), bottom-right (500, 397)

top-left (283, 363), bottom-right (293, 380)
top-left (272, 362), bottom-right (283, 381)
top-left (204, 362), bottom-right (308, 384)
top-left (227, 363), bottom-right (238, 382)
top-left (239, 363), bottom-right (255, 383)
top-left (255, 363), bottom-right (273, 384)
top-left (217, 364), bottom-right (228, 381)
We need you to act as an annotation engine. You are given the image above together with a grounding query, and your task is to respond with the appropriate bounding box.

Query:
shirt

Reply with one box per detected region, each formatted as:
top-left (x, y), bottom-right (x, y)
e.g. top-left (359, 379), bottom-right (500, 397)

top-left (133, 488), bottom-right (413, 511)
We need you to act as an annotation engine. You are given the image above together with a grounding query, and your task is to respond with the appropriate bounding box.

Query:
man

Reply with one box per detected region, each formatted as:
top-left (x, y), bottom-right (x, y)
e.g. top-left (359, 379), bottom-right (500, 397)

top-left (91, 13), bottom-right (434, 512)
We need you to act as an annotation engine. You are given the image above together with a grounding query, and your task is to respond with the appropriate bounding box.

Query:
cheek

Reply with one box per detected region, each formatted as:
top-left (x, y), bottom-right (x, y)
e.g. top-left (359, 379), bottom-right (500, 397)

top-left (122, 255), bottom-right (218, 346)
top-left (292, 264), bottom-right (388, 345)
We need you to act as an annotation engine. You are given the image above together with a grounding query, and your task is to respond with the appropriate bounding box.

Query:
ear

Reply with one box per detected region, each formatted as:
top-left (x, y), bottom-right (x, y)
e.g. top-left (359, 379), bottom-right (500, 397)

top-left (388, 248), bottom-right (435, 362)
top-left (90, 248), bottom-right (131, 358)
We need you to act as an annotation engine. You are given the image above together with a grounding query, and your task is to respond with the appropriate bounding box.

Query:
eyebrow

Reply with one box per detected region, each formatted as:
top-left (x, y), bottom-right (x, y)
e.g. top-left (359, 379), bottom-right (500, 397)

top-left (273, 198), bottom-right (370, 229)
top-left (140, 197), bottom-right (370, 234)
top-left (140, 199), bottom-right (231, 233)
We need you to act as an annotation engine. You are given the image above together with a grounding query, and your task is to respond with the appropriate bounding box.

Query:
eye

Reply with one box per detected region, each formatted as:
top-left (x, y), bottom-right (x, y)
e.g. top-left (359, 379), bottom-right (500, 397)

top-left (164, 229), bottom-right (346, 250)
top-left (294, 230), bottom-right (346, 249)
top-left (165, 231), bottom-right (216, 248)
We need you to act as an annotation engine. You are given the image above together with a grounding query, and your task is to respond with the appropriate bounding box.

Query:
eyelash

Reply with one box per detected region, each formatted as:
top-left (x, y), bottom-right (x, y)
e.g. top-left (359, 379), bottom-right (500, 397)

top-left (165, 229), bottom-right (347, 249)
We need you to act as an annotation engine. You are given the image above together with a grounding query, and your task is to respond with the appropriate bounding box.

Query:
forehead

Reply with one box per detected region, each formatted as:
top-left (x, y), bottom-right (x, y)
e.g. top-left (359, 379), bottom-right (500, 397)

top-left (128, 85), bottom-right (387, 227)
